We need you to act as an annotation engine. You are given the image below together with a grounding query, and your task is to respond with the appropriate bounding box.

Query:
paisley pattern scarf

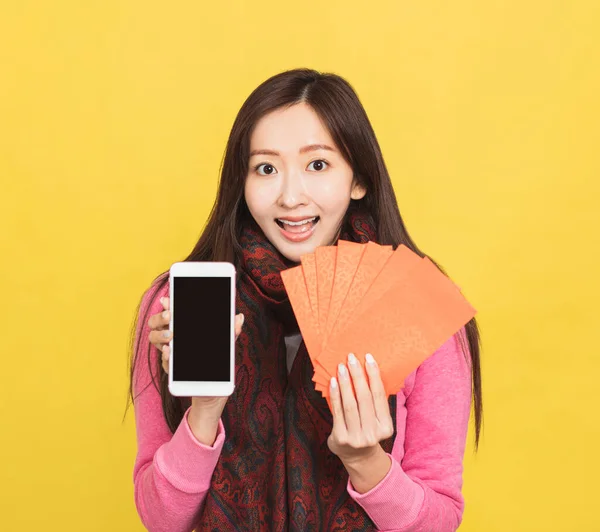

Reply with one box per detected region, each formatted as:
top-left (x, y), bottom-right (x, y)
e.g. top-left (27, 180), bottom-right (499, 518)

top-left (197, 211), bottom-right (397, 532)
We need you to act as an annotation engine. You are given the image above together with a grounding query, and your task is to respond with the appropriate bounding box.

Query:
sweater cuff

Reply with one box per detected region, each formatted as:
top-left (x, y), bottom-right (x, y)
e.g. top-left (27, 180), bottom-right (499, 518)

top-left (154, 407), bottom-right (225, 494)
top-left (347, 454), bottom-right (424, 530)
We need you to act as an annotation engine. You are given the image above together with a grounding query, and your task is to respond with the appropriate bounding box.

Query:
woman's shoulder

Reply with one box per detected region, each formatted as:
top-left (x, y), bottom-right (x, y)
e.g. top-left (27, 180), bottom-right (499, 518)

top-left (132, 276), bottom-right (169, 396)
top-left (140, 274), bottom-right (170, 315)
top-left (401, 328), bottom-right (470, 398)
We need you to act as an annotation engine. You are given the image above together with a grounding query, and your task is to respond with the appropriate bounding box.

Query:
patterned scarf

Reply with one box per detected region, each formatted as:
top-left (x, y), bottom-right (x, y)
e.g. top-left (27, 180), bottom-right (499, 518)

top-left (197, 210), bottom-right (397, 531)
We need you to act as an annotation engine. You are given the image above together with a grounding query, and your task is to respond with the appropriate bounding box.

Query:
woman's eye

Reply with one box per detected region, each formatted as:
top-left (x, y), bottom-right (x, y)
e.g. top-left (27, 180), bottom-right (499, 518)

top-left (307, 160), bottom-right (328, 172)
top-left (256, 163), bottom-right (277, 176)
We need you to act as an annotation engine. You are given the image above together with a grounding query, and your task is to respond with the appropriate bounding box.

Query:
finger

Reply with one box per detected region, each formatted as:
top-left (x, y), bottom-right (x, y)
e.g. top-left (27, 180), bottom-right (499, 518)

top-left (337, 362), bottom-right (361, 434)
top-left (347, 353), bottom-right (377, 431)
top-left (160, 297), bottom-right (170, 311)
top-left (148, 309), bottom-right (170, 331)
top-left (329, 376), bottom-right (348, 436)
top-left (234, 313), bottom-right (244, 341)
top-left (149, 328), bottom-right (172, 349)
top-left (161, 344), bottom-right (170, 374)
top-left (364, 353), bottom-right (392, 430)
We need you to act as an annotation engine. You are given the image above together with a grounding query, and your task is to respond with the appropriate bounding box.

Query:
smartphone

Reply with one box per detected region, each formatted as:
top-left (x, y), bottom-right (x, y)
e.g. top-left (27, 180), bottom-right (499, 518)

top-left (168, 261), bottom-right (236, 397)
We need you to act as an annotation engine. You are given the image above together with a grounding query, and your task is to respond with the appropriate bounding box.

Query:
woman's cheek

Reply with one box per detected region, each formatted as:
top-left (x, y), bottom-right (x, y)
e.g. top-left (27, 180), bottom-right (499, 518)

top-left (309, 176), bottom-right (353, 212)
top-left (246, 178), bottom-right (276, 213)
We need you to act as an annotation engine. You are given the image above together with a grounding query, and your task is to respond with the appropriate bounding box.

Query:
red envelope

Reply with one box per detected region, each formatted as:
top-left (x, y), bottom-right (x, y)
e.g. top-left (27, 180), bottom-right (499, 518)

top-left (319, 257), bottom-right (476, 397)
top-left (281, 242), bottom-right (477, 403)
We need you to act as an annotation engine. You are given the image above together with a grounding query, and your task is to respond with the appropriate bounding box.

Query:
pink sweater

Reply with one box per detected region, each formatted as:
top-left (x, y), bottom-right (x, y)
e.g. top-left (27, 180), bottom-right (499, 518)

top-left (132, 282), bottom-right (472, 532)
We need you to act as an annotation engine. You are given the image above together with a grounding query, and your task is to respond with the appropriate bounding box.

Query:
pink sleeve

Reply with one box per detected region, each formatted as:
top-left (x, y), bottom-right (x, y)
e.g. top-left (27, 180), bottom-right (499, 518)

top-left (347, 331), bottom-right (472, 531)
top-left (132, 282), bottom-right (226, 532)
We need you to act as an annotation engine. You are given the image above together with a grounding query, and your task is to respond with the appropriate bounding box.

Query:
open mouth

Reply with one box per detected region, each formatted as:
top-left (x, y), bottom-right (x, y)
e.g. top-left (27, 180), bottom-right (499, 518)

top-left (276, 216), bottom-right (320, 231)
top-left (275, 216), bottom-right (320, 242)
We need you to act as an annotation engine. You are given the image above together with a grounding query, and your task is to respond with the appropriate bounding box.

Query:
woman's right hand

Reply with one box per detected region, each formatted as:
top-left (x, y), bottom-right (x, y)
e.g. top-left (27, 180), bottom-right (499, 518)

top-left (147, 296), bottom-right (245, 444)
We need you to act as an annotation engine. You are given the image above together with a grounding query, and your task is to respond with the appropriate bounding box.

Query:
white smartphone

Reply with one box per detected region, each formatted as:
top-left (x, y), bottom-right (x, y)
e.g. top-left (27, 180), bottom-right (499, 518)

top-left (168, 261), bottom-right (236, 397)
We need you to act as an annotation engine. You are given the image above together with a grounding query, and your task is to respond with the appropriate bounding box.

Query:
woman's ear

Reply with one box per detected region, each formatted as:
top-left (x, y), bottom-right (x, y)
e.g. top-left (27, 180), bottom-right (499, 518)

top-left (350, 181), bottom-right (367, 201)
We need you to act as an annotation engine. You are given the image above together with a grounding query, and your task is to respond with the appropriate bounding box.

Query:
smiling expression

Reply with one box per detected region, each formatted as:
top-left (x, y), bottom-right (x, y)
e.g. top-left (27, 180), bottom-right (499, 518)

top-left (244, 102), bottom-right (366, 263)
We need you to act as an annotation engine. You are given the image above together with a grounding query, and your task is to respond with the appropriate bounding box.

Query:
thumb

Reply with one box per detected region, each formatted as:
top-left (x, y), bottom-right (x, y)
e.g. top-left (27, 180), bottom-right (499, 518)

top-left (234, 313), bottom-right (245, 340)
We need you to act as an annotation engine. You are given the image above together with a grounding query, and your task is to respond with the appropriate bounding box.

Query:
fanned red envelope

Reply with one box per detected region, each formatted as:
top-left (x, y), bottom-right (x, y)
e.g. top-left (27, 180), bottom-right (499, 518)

top-left (281, 241), bottom-right (477, 405)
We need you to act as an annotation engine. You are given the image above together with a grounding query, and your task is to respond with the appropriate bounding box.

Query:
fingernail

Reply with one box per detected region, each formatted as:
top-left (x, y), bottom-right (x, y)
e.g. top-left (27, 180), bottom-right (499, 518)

top-left (365, 353), bottom-right (376, 365)
top-left (163, 331), bottom-right (170, 338)
top-left (348, 353), bottom-right (357, 366)
top-left (240, 314), bottom-right (245, 326)
top-left (162, 311), bottom-right (169, 319)
top-left (160, 297), bottom-right (165, 306)
top-left (330, 377), bottom-right (338, 389)
top-left (338, 363), bottom-right (347, 377)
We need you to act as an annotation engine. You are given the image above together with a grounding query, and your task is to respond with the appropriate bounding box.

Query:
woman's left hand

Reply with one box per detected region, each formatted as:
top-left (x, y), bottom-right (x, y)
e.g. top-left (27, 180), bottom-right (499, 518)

top-left (327, 353), bottom-right (394, 465)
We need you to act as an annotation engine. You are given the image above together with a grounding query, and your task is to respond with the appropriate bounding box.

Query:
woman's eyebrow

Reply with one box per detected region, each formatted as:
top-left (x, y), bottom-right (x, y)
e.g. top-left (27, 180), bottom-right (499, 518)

top-left (249, 144), bottom-right (336, 158)
top-left (249, 149), bottom-right (279, 157)
top-left (299, 144), bottom-right (336, 154)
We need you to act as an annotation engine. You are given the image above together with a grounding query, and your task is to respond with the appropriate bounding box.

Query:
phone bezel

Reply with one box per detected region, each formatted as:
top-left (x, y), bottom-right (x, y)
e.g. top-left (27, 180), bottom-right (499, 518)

top-left (168, 261), bottom-right (236, 397)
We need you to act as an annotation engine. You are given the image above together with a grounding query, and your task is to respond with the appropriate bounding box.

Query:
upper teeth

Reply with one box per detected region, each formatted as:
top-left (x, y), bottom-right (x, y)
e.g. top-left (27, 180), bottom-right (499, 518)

top-left (279, 217), bottom-right (317, 226)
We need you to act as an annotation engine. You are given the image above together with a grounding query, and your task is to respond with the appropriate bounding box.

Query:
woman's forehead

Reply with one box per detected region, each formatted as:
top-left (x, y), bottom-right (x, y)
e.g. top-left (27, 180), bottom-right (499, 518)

top-left (250, 103), bottom-right (336, 154)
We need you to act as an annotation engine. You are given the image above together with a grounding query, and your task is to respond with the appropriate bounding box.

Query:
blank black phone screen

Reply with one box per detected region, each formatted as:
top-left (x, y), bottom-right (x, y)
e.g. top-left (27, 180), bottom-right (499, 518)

top-left (172, 276), bottom-right (231, 382)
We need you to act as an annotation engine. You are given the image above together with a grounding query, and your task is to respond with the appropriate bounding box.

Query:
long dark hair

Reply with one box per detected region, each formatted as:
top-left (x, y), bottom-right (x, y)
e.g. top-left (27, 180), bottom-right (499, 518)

top-left (128, 68), bottom-right (483, 448)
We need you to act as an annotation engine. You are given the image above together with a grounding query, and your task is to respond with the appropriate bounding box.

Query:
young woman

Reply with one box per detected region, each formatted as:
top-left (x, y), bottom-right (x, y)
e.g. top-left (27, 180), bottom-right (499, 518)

top-left (129, 68), bottom-right (482, 532)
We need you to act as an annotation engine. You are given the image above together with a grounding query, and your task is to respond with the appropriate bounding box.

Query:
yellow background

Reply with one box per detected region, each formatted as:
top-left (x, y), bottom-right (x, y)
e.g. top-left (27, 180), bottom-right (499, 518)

top-left (1, 1), bottom-right (598, 530)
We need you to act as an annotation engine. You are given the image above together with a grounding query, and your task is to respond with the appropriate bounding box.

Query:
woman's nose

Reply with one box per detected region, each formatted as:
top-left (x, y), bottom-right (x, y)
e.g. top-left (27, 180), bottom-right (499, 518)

top-left (277, 171), bottom-right (308, 209)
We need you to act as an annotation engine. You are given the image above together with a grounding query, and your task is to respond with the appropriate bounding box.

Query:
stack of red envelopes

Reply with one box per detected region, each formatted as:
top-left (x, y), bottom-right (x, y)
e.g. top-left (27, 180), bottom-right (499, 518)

top-left (281, 241), bottom-right (477, 400)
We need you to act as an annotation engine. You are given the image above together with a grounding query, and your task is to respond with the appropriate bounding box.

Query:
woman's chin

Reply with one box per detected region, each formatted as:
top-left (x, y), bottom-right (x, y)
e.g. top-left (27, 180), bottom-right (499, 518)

top-left (273, 236), bottom-right (320, 264)
top-left (276, 244), bottom-right (309, 264)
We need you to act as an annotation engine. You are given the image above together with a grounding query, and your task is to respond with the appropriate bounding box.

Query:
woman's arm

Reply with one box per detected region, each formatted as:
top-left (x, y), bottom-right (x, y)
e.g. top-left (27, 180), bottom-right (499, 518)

top-left (346, 331), bottom-right (472, 532)
top-left (132, 285), bottom-right (225, 532)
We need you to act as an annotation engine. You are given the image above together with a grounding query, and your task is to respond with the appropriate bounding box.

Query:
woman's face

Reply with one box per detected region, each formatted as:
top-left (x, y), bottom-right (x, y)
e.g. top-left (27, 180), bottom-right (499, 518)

top-left (244, 102), bottom-right (366, 263)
